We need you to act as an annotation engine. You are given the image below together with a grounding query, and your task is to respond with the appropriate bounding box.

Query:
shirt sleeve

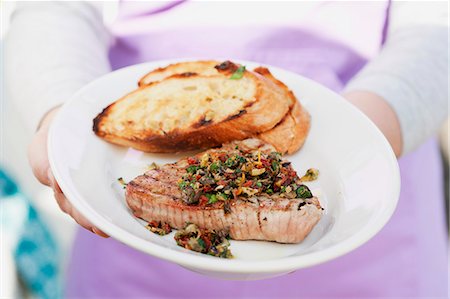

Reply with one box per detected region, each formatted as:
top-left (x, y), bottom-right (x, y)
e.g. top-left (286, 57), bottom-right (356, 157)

top-left (5, 1), bottom-right (112, 132)
top-left (344, 1), bottom-right (448, 155)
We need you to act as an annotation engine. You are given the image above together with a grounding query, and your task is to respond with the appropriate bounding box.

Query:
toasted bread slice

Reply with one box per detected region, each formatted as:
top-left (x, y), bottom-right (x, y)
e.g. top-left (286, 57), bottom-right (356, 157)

top-left (257, 100), bottom-right (310, 154)
top-left (138, 60), bottom-right (220, 86)
top-left (93, 67), bottom-right (290, 152)
top-left (254, 67), bottom-right (310, 154)
top-left (137, 61), bottom-right (311, 154)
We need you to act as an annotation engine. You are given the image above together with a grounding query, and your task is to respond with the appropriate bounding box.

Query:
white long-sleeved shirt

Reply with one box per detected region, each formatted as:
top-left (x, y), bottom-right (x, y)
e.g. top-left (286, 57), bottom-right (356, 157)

top-left (4, 1), bottom-right (449, 155)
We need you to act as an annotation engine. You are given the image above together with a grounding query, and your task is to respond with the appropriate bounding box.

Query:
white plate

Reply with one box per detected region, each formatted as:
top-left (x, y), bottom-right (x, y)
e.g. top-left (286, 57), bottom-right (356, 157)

top-left (48, 59), bottom-right (400, 280)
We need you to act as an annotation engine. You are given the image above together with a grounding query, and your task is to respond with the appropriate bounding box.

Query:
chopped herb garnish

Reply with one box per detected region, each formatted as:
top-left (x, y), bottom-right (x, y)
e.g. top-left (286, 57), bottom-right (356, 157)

top-left (217, 192), bottom-right (228, 200)
top-left (178, 144), bottom-right (318, 205)
top-left (209, 162), bottom-right (220, 172)
top-left (197, 238), bottom-right (206, 249)
top-left (296, 185), bottom-right (313, 199)
top-left (147, 162), bottom-right (159, 170)
top-left (186, 165), bottom-right (199, 173)
top-left (146, 221), bottom-right (172, 236)
top-left (271, 160), bottom-right (279, 172)
top-left (174, 223), bottom-right (233, 258)
top-left (225, 157), bottom-right (235, 167)
top-left (235, 155), bottom-right (245, 164)
top-left (269, 151), bottom-right (282, 160)
top-left (206, 194), bottom-right (218, 204)
top-left (300, 168), bottom-right (319, 182)
top-left (230, 65), bottom-right (246, 80)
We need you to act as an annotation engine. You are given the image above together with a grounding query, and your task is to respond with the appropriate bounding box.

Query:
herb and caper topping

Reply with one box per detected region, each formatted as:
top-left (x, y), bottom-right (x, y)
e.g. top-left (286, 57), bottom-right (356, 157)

top-left (146, 221), bottom-right (172, 236)
top-left (117, 177), bottom-right (127, 189)
top-left (178, 148), bottom-right (318, 207)
top-left (174, 223), bottom-right (233, 258)
top-left (300, 168), bottom-right (319, 182)
top-left (144, 222), bottom-right (233, 258)
top-left (147, 162), bottom-right (160, 171)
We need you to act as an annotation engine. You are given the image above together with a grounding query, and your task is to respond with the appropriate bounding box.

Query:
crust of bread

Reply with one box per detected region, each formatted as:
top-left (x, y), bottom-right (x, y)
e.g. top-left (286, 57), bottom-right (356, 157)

top-left (93, 70), bottom-right (290, 152)
top-left (95, 61), bottom-right (310, 153)
top-left (258, 100), bottom-right (311, 154)
top-left (253, 67), bottom-right (310, 154)
top-left (138, 60), bottom-right (309, 152)
top-left (138, 60), bottom-right (220, 86)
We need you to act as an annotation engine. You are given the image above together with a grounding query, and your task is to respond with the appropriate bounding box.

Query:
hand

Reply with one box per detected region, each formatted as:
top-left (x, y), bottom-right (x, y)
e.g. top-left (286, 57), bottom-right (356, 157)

top-left (28, 107), bottom-right (109, 238)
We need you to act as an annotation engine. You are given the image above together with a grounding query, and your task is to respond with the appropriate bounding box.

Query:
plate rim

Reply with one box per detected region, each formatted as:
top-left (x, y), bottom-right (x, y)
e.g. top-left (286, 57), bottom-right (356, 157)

top-left (48, 58), bottom-right (401, 274)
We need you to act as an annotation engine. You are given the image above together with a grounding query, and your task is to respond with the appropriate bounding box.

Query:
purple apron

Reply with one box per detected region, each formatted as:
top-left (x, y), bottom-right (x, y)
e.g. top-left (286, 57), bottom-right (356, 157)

top-left (66, 2), bottom-right (448, 298)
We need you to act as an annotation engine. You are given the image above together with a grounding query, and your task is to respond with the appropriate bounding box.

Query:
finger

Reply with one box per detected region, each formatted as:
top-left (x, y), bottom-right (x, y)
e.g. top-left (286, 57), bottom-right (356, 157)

top-left (71, 208), bottom-right (110, 238)
top-left (48, 169), bottom-right (62, 192)
top-left (92, 227), bottom-right (110, 238)
top-left (53, 186), bottom-right (72, 215)
top-left (48, 171), bottom-right (69, 212)
top-left (49, 173), bottom-right (109, 238)
top-left (54, 190), bottom-right (109, 238)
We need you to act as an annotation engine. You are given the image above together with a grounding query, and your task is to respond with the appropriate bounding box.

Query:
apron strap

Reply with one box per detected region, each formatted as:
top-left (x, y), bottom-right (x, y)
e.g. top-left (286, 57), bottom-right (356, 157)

top-left (381, 0), bottom-right (392, 45)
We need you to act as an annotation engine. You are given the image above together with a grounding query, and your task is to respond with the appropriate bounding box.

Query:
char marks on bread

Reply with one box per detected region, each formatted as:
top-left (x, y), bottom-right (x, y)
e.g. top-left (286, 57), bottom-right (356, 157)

top-left (93, 60), bottom-right (310, 153)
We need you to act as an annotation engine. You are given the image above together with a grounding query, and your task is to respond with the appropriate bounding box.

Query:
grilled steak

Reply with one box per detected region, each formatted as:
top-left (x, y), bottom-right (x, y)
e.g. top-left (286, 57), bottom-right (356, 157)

top-left (126, 139), bottom-right (323, 243)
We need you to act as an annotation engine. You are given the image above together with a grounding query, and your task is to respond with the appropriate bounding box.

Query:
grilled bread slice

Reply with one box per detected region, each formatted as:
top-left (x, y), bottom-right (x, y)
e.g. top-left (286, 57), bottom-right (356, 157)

top-left (136, 61), bottom-right (311, 154)
top-left (93, 64), bottom-right (290, 152)
top-left (138, 60), bottom-right (220, 86)
top-left (253, 67), bottom-right (311, 154)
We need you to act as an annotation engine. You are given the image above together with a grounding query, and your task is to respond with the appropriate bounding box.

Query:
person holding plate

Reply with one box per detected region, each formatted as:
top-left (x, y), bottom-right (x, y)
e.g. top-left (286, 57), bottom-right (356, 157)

top-left (5, 1), bottom-right (448, 298)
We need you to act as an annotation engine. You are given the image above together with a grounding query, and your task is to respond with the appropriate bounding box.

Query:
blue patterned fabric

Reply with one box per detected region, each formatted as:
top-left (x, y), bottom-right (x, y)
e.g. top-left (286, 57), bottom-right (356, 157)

top-left (0, 168), bottom-right (61, 299)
